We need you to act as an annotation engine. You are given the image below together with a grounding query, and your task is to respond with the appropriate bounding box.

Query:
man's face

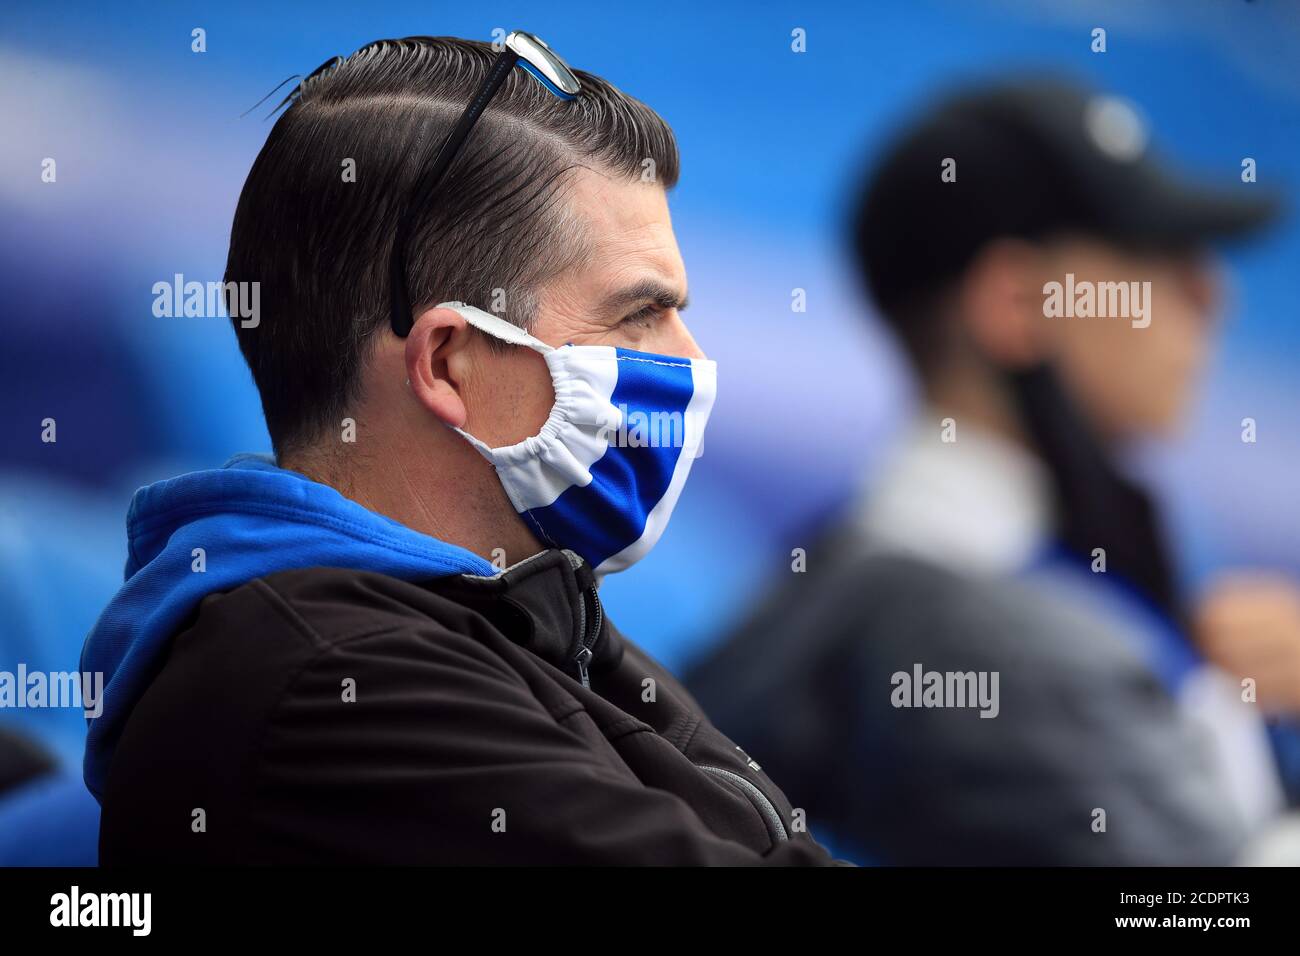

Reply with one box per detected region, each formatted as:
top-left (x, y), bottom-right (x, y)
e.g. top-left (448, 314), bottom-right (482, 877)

top-left (458, 169), bottom-right (704, 449)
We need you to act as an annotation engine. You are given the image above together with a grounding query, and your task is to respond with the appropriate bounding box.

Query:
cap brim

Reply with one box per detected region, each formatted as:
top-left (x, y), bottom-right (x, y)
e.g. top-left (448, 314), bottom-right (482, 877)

top-left (1106, 161), bottom-right (1284, 248)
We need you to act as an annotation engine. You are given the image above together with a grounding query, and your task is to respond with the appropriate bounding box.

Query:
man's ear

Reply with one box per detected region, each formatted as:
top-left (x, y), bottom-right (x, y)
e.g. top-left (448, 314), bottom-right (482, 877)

top-left (404, 305), bottom-right (476, 429)
top-left (958, 238), bottom-right (1049, 368)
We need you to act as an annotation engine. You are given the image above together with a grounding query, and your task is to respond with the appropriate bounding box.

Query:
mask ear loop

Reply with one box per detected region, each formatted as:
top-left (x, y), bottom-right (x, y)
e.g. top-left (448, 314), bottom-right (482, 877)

top-left (404, 300), bottom-right (550, 387)
top-left (435, 301), bottom-right (554, 355)
top-left (431, 302), bottom-right (561, 486)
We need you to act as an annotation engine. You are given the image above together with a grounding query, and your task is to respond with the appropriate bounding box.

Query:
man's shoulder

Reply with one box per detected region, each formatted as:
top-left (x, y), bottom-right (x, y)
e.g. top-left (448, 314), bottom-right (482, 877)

top-left (143, 565), bottom-right (520, 738)
top-left (102, 566), bottom-right (528, 863)
top-left (192, 564), bottom-right (484, 652)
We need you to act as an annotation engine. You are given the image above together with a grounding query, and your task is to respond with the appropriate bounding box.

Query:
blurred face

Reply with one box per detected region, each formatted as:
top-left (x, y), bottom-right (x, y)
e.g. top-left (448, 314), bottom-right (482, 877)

top-left (456, 168), bottom-right (704, 448)
top-left (1036, 237), bottom-right (1223, 440)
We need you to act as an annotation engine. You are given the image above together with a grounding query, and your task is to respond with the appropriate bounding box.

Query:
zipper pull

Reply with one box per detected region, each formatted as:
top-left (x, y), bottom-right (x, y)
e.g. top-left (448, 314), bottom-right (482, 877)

top-left (573, 645), bottom-right (593, 689)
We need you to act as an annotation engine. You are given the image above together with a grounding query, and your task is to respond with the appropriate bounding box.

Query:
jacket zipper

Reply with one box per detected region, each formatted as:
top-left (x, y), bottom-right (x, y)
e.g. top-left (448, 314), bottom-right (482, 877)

top-left (572, 585), bottom-right (601, 689)
top-left (696, 765), bottom-right (790, 843)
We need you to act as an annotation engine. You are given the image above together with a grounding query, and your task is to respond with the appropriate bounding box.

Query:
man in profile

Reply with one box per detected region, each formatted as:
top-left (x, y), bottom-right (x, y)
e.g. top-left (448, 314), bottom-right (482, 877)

top-left (83, 34), bottom-right (843, 865)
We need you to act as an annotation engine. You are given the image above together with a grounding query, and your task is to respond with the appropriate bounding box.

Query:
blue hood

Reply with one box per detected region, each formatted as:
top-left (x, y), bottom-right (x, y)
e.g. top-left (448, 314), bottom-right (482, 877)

top-left (81, 454), bottom-right (496, 800)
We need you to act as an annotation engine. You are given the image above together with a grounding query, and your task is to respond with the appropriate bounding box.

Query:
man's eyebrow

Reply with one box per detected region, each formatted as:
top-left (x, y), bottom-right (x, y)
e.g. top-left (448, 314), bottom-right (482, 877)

top-left (601, 279), bottom-right (689, 314)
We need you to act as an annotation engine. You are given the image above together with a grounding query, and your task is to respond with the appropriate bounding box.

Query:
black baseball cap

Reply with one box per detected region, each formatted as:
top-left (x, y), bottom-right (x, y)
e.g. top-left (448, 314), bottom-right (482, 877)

top-left (853, 74), bottom-right (1284, 317)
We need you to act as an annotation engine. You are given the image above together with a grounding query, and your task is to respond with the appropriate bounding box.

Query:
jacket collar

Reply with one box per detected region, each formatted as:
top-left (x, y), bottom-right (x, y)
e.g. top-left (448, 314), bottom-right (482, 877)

top-left (427, 548), bottom-right (624, 682)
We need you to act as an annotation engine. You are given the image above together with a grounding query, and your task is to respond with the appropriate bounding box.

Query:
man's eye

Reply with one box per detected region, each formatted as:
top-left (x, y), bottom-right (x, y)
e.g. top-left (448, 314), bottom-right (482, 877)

top-left (620, 305), bottom-right (660, 329)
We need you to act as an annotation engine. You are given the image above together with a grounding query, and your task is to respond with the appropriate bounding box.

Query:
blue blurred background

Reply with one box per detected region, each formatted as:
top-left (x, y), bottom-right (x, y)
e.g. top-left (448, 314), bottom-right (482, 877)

top-left (1, 0), bottom-right (1297, 860)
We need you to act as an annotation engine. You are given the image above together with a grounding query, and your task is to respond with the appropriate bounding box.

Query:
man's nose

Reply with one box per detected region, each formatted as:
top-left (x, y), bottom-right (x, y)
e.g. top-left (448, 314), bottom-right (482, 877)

top-left (668, 314), bottom-right (707, 361)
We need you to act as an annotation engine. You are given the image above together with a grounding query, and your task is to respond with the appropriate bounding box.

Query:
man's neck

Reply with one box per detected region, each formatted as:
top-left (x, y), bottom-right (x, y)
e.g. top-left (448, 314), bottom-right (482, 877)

top-left (282, 440), bottom-right (543, 568)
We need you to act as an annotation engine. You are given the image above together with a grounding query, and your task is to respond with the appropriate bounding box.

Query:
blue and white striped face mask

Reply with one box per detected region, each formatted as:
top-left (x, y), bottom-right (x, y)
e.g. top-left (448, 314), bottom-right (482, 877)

top-left (439, 301), bottom-right (717, 576)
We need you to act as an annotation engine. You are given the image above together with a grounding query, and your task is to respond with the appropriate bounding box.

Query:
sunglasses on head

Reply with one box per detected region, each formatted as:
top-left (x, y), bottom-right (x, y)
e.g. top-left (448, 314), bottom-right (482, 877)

top-left (388, 31), bottom-right (582, 337)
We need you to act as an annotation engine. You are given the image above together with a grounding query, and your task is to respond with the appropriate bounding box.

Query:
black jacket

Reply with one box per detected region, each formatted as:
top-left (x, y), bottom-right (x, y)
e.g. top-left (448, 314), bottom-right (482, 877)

top-left (100, 549), bottom-right (844, 865)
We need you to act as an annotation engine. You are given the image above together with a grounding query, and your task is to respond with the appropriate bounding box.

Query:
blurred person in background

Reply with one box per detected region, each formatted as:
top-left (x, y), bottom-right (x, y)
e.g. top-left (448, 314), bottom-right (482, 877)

top-left (687, 75), bottom-right (1299, 865)
top-left (79, 34), bottom-right (845, 865)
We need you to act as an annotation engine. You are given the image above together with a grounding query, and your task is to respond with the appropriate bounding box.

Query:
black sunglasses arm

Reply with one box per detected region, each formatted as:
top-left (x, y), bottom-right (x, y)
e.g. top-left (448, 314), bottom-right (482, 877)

top-left (388, 48), bottom-right (521, 337)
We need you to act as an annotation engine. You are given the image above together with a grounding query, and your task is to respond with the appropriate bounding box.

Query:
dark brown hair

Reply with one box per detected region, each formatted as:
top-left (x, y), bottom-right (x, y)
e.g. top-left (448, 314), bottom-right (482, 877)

top-left (225, 36), bottom-right (679, 457)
